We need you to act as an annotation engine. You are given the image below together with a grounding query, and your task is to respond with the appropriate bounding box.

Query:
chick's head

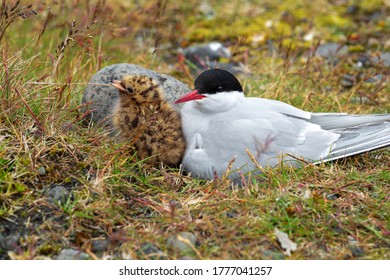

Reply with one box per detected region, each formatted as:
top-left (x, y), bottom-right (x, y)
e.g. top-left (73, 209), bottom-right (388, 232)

top-left (113, 75), bottom-right (165, 103)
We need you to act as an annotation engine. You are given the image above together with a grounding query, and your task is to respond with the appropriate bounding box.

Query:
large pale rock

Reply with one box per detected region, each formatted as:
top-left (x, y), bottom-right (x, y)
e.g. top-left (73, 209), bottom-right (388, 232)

top-left (81, 63), bottom-right (190, 126)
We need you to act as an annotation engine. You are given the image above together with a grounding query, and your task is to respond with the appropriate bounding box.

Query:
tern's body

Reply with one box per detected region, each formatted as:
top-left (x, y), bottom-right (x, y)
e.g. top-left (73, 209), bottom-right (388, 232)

top-left (176, 69), bottom-right (390, 181)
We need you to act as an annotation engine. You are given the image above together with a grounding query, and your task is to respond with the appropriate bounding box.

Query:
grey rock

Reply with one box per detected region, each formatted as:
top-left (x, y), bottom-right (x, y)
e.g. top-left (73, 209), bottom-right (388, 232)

top-left (46, 185), bottom-right (70, 205)
top-left (348, 236), bottom-right (364, 258)
top-left (372, 52), bottom-right (390, 67)
top-left (167, 232), bottom-right (196, 254)
top-left (91, 239), bottom-right (109, 253)
top-left (315, 43), bottom-right (348, 59)
top-left (137, 242), bottom-right (168, 260)
top-left (81, 63), bottom-right (190, 126)
top-left (350, 96), bottom-right (371, 104)
top-left (0, 232), bottom-right (20, 251)
top-left (262, 249), bottom-right (286, 260)
top-left (326, 193), bottom-right (341, 201)
top-left (226, 210), bottom-right (238, 218)
top-left (182, 42), bottom-right (247, 75)
top-left (37, 166), bottom-right (46, 176)
top-left (56, 248), bottom-right (89, 260)
top-left (314, 43), bottom-right (348, 65)
top-left (364, 74), bottom-right (383, 84)
top-left (340, 74), bottom-right (355, 88)
top-left (183, 42), bottom-right (231, 63)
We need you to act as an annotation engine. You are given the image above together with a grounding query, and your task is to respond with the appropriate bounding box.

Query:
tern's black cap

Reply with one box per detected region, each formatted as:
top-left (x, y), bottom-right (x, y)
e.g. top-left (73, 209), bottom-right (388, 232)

top-left (194, 68), bottom-right (243, 94)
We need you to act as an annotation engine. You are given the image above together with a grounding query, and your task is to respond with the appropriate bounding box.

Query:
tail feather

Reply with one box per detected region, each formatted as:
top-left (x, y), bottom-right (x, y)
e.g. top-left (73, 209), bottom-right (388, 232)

top-left (318, 122), bottom-right (390, 163)
top-left (310, 113), bottom-right (390, 130)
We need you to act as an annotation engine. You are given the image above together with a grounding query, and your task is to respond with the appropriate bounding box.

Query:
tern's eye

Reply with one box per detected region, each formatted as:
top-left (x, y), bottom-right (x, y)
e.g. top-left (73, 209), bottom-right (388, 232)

top-left (216, 86), bottom-right (223, 92)
top-left (126, 86), bottom-right (134, 93)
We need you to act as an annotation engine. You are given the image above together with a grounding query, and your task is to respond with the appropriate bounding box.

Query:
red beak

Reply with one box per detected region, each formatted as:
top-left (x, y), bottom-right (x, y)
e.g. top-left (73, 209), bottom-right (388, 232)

top-left (175, 90), bottom-right (206, 104)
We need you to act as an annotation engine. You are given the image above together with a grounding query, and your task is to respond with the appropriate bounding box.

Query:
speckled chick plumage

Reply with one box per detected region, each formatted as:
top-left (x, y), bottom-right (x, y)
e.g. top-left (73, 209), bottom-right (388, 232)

top-left (112, 75), bottom-right (185, 165)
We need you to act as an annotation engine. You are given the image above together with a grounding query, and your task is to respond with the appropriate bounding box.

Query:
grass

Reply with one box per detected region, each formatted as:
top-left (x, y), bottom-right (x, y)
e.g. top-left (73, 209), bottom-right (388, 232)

top-left (0, 0), bottom-right (389, 260)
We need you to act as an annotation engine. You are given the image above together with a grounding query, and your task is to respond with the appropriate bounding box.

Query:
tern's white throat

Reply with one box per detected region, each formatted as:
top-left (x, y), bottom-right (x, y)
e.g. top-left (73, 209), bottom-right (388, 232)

top-left (192, 91), bottom-right (244, 114)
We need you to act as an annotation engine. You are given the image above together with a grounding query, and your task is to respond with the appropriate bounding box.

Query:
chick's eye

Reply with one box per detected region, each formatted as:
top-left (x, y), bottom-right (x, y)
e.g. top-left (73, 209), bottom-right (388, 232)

top-left (216, 86), bottom-right (223, 92)
top-left (126, 87), bottom-right (134, 93)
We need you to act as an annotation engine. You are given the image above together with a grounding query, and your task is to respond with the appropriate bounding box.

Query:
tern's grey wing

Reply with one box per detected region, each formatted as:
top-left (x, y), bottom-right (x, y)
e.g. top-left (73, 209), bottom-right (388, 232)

top-left (310, 113), bottom-right (390, 130)
top-left (204, 112), bottom-right (340, 176)
top-left (319, 122), bottom-right (390, 162)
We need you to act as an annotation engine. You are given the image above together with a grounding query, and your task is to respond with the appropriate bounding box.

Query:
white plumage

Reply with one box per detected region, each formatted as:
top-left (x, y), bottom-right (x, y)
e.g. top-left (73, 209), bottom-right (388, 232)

top-left (176, 69), bottom-right (390, 181)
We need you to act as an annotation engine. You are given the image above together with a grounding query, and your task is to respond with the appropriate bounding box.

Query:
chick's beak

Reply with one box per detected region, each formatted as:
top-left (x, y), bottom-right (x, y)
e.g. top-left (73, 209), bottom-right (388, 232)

top-left (111, 80), bottom-right (126, 92)
top-left (175, 90), bottom-right (206, 104)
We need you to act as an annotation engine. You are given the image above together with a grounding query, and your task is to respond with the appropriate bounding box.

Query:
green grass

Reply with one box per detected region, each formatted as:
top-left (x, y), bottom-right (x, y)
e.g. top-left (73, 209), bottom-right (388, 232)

top-left (0, 0), bottom-right (389, 260)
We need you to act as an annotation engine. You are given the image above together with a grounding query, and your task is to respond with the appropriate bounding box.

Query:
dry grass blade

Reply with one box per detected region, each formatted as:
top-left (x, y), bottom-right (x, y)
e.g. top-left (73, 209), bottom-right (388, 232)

top-left (13, 87), bottom-right (45, 133)
top-left (0, 0), bottom-right (36, 42)
top-left (37, 10), bottom-right (53, 42)
top-left (53, 20), bottom-right (78, 77)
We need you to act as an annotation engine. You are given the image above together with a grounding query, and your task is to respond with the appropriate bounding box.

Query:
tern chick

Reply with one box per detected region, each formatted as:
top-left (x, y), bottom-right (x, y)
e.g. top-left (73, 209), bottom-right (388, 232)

top-left (111, 75), bottom-right (185, 165)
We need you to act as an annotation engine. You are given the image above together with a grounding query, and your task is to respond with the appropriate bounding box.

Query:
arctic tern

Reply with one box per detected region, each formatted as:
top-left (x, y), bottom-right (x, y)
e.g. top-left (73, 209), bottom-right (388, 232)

top-left (175, 68), bottom-right (390, 181)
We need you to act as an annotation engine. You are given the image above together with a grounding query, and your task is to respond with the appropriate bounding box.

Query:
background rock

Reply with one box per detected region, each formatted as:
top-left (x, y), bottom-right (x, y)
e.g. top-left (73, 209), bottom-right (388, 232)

top-left (166, 232), bottom-right (196, 255)
top-left (81, 63), bottom-right (190, 127)
top-left (181, 42), bottom-right (247, 74)
top-left (56, 248), bottom-right (90, 260)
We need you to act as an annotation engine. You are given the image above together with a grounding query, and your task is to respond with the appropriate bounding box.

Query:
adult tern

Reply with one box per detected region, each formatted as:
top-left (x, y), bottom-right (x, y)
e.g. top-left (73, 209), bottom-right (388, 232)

top-left (175, 68), bottom-right (390, 180)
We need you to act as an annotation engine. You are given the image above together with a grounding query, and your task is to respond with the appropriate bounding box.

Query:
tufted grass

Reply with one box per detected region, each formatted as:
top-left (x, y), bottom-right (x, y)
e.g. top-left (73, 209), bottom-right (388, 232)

top-left (0, 0), bottom-right (389, 260)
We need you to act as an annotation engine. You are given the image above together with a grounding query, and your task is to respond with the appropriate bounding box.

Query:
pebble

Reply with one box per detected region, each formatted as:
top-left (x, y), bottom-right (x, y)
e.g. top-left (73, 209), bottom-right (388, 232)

top-left (373, 52), bottom-right (390, 67)
top-left (183, 42), bottom-right (231, 64)
top-left (37, 166), bottom-right (46, 176)
top-left (137, 242), bottom-right (168, 260)
top-left (0, 232), bottom-right (20, 251)
top-left (56, 248), bottom-right (90, 260)
top-left (326, 193), bottom-right (341, 201)
top-left (226, 210), bottom-right (238, 218)
top-left (166, 232), bottom-right (196, 255)
top-left (356, 55), bottom-right (373, 68)
top-left (348, 236), bottom-right (364, 258)
top-left (182, 42), bottom-right (247, 74)
top-left (315, 43), bottom-right (348, 63)
top-left (91, 239), bottom-right (109, 253)
top-left (364, 74), bottom-right (383, 84)
top-left (313, 43), bottom-right (347, 66)
top-left (340, 74), bottom-right (355, 88)
top-left (81, 63), bottom-right (190, 126)
top-left (262, 249), bottom-right (285, 260)
top-left (46, 185), bottom-right (70, 206)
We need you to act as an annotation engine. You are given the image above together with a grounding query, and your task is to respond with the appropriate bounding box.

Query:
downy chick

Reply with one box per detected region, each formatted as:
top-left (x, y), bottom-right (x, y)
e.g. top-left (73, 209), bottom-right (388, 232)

top-left (111, 75), bottom-right (185, 165)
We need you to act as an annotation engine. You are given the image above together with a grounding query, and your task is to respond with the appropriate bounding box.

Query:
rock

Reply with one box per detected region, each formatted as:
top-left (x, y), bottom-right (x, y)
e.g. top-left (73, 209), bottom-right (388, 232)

top-left (356, 55), bottom-right (373, 68)
top-left (46, 185), bottom-right (70, 206)
top-left (314, 43), bottom-right (348, 65)
top-left (326, 193), bottom-right (341, 201)
top-left (346, 5), bottom-right (359, 15)
top-left (262, 249), bottom-right (285, 260)
top-left (0, 232), bottom-right (20, 251)
top-left (91, 239), bottom-right (109, 253)
top-left (183, 42), bottom-right (231, 64)
top-left (167, 232), bottom-right (196, 255)
top-left (137, 242), bottom-right (168, 260)
top-left (37, 166), bottom-right (46, 176)
top-left (348, 236), bottom-right (364, 258)
top-left (56, 248), bottom-right (89, 260)
top-left (372, 52), bottom-right (390, 67)
top-left (363, 74), bottom-right (383, 84)
top-left (182, 42), bottom-right (247, 75)
top-left (340, 74), bottom-right (355, 88)
top-left (81, 63), bottom-right (190, 126)
top-left (226, 210), bottom-right (238, 218)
